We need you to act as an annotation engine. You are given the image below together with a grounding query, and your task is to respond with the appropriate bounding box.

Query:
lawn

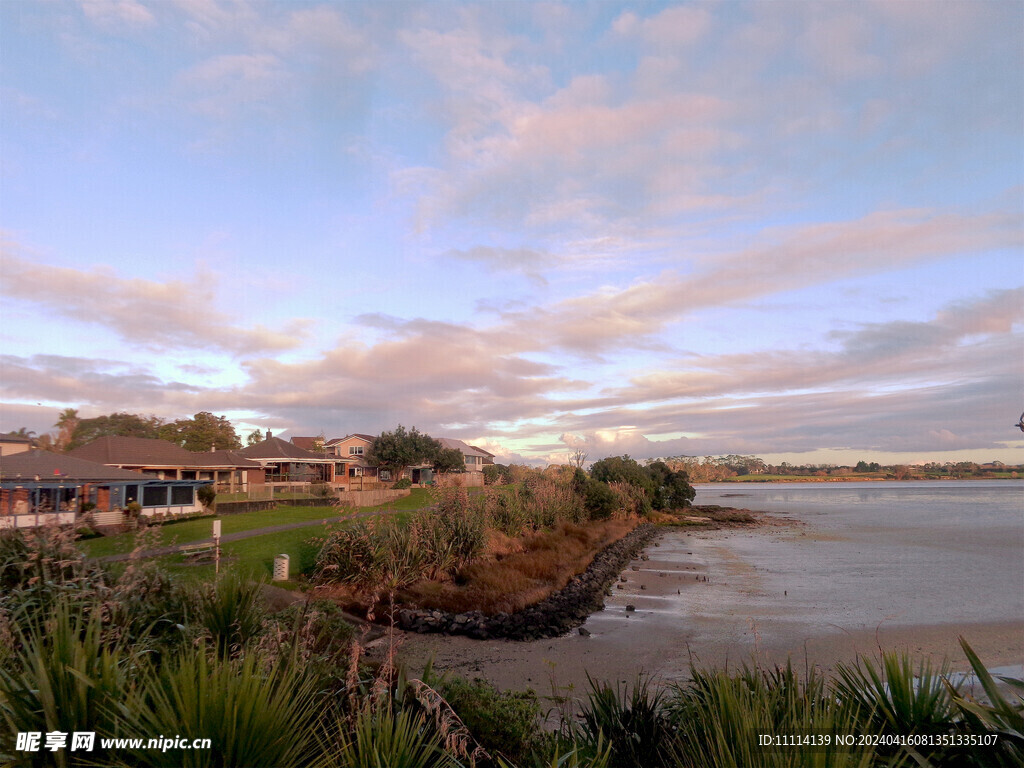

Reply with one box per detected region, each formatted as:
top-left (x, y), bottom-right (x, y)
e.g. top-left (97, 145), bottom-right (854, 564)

top-left (80, 489), bottom-right (434, 561)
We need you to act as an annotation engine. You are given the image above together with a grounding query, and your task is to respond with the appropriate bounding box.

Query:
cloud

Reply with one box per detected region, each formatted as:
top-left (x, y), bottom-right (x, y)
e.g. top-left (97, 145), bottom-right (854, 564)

top-left (443, 246), bottom-right (553, 285)
top-left (77, 0), bottom-right (155, 30)
top-left (0, 244), bottom-right (310, 355)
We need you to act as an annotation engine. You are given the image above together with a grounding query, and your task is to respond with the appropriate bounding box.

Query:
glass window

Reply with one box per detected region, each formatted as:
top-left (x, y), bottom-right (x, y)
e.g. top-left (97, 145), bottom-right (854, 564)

top-left (170, 485), bottom-right (194, 506)
top-left (142, 485), bottom-right (167, 507)
top-left (349, 446), bottom-right (364, 455)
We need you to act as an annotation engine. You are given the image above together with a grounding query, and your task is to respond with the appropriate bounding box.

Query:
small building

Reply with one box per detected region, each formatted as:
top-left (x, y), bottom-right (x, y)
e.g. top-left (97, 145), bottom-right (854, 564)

top-left (0, 432), bottom-right (32, 457)
top-left (67, 436), bottom-right (264, 493)
top-left (0, 450), bottom-right (204, 529)
top-left (238, 434), bottom-right (345, 487)
top-left (436, 438), bottom-right (489, 486)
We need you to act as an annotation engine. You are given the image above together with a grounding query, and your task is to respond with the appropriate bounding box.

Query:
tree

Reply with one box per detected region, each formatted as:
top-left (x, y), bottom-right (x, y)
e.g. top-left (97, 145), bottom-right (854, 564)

top-left (365, 425), bottom-right (442, 481)
top-left (246, 429), bottom-right (265, 447)
top-left (569, 448), bottom-right (588, 469)
top-left (158, 412), bottom-right (241, 452)
top-left (433, 446), bottom-right (466, 474)
top-left (645, 461), bottom-right (695, 509)
top-left (54, 408), bottom-right (79, 451)
top-left (67, 412), bottom-right (163, 450)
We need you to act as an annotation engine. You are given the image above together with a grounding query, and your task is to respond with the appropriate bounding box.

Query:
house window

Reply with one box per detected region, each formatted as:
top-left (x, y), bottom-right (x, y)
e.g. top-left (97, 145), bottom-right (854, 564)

top-left (349, 467), bottom-right (363, 477)
top-left (142, 485), bottom-right (167, 507)
top-left (170, 485), bottom-right (194, 506)
top-left (380, 470), bottom-right (391, 481)
top-left (349, 446), bottom-right (364, 455)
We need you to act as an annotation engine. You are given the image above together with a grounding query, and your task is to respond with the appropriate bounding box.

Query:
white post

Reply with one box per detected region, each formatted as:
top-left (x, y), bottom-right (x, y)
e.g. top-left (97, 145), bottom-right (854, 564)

top-left (212, 519), bottom-right (222, 575)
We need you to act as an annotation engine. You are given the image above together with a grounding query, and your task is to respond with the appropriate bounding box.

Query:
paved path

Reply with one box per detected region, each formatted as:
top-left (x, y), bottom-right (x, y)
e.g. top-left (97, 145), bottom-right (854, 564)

top-left (95, 505), bottom-right (414, 563)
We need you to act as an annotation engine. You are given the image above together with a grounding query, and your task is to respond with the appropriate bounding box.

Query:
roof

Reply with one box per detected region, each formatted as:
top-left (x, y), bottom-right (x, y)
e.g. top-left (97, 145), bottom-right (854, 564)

top-left (327, 434), bottom-right (375, 446)
top-left (437, 438), bottom-right (490, 458)
top-left (0, 432), bottom-right (32, 444)
top-left (67, 436), bottom-right (260, 469)
top-left (0, 450), bottom-right (152, 483)
top-left (468, 445), bottom-right (495, 458)
top-left (237, 435), bottom-right (334, 462)
top-left (290, 436), bottom-right (322, 451)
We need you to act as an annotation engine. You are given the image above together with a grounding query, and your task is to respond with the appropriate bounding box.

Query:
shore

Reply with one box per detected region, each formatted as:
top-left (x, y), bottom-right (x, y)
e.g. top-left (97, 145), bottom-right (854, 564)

top-left (391, 509), bottom-right (1024, 695)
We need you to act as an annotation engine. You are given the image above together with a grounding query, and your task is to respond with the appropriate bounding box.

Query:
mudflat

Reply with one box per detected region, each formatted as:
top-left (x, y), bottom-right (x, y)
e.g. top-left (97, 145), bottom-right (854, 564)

top-left (393, 505), bottom-right (1023, 694)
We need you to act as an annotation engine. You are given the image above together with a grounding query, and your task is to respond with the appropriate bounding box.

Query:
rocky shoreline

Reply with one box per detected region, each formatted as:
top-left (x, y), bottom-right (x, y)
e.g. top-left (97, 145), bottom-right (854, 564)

top-left (394, 522), bottom-right (660, 641)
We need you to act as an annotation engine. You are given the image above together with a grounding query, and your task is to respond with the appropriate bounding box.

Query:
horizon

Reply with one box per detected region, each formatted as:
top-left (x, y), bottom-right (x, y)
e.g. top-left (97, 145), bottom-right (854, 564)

top-left (2, 1), bottom-right (1022, 468)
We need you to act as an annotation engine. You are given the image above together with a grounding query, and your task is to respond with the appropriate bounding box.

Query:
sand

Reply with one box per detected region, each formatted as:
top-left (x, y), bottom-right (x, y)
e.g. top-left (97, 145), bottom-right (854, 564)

top-left (386, 513), bottom-right (1024, 696)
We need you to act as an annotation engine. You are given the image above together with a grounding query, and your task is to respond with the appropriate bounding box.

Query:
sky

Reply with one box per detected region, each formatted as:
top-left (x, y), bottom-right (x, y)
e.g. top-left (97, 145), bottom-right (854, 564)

top-left (1, 0), bottom-right (1022, 467)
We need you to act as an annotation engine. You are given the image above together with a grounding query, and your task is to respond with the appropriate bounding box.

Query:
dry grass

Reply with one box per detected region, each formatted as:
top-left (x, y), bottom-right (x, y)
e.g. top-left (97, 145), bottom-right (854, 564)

top-left (398, 517), bottom-right (638, 615)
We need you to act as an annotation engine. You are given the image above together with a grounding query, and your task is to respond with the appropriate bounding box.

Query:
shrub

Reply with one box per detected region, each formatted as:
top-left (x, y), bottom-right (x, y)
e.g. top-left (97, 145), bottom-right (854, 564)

top-left (189, 573), bottom-right (267, 659)
top-left (439, 676), bottom-right (543, 765)
top-left (583, 479), bottom-right (617, 520)
top-left (393, 478), bottom-right (413, 490)
top-left (196, 484), bottom-right (216, 508)
top-left (574, 675), bottom-right (674, 768)
top-left (311, 482), bottom-right (335, 498)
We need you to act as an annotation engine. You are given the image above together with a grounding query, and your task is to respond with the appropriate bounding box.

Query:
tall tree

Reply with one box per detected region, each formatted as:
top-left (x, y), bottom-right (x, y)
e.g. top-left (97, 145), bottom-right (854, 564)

top-left (54, 408), bottom-right (79, 451)
top-left (246, 429), bottom-right (265, 447)
top-left (158, 412), bottom-right (241, 452)
top-left (67, 412), bottom-right (163, 451)
top-left (365, 425), bottom-right (442, 481)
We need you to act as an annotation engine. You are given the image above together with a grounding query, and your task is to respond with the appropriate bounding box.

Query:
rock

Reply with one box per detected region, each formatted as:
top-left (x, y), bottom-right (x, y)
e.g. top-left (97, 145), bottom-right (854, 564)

top-left (640, 584), bottom-right (646, 590)
top-left (626, 604), bottom-right (636, 612)
top-left (579, 627), bottom-right (591, 636)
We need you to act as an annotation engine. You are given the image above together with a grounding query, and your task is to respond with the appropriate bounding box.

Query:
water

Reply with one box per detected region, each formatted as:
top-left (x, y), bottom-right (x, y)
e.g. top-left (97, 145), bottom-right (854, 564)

top-left (690, 480), bottom-right (1024, 628)
top-left (579, 480), bottom-right (1023, 676)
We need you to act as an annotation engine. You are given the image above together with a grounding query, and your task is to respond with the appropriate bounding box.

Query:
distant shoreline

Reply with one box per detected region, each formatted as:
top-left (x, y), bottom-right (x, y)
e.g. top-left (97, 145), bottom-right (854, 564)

top-left (699, 475), bottom-right (1021, 483)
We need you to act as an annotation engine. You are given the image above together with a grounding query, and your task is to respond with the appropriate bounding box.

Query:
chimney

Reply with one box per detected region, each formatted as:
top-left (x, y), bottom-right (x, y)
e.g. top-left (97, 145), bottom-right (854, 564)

top-left (266, 430), bottom-right (273, 440)
top-left (210, 444), bottom-right (216, 453)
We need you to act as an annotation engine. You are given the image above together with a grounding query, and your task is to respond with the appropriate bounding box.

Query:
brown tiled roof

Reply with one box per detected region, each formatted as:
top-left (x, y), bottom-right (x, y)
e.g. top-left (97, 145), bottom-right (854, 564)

top-left (237, 436), bottom-right (333, 461)
top-left (290, 436), bottom-right (320, 451)
top-left (67, 436), bottom-right (260, 469)
top-left (0, 432), bottom-right (32, 444)
top-left (0, 450), bottom-right (150, 482)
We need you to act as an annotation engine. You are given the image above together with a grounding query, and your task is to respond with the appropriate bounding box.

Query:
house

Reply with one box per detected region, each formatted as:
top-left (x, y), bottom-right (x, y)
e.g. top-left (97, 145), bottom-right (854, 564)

top-left (0, 450), bottom-right (205, 529)
top-left (0, 432), bottom-right (32, 457)
top-left (238, 433), bottom-right (346, 487)
top-left (67, 436), bottom-right (264, 493)
top-left (324, 434), bottom-right (384, 481)
top-left (436, 438), bottom-right (489, 486)
top-left (468, 445), bottom-right (496, 466)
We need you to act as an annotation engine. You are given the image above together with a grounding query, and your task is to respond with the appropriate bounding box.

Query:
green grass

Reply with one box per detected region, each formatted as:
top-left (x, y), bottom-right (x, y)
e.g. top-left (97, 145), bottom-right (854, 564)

top-left (81, 490), bottom-right (431, 577)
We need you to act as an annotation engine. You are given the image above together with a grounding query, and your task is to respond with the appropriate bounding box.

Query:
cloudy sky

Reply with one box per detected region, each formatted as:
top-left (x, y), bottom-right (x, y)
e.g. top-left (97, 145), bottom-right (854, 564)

top-left (2, 0), bottom-right (1022, 466)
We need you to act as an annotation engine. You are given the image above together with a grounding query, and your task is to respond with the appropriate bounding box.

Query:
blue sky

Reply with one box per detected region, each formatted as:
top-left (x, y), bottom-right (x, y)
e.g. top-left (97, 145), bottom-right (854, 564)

top-left (1, 0), bottom-right (1022, 466)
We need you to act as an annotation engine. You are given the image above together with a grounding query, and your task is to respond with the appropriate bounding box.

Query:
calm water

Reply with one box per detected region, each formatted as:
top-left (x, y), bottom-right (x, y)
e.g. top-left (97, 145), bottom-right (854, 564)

top-left (690, 480), bottom-right (1024, 627)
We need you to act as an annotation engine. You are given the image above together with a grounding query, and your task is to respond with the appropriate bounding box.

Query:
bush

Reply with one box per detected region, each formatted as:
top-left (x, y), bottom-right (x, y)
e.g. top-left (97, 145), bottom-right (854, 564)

top-left (393, 478), bottom-right (413, 490)
top-left (196, 484), bottom-right (216, 508)
top-left (439, 676), bottom-right (543, 765)
top-left (583, 479), bottom-right (617, 520)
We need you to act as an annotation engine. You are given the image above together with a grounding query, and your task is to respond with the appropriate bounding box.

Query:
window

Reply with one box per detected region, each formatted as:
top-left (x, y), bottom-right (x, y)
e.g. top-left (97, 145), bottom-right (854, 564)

top-left (170, 485), bottom-right (194, 506)
top-left (349, 446), bottom-right (364, 455)
top-left (142, 485), bottom-right (167, 507)
top-left (124, 485), bottom-right (139, 504)
top-left (380, 470), bottom-right (391, 481)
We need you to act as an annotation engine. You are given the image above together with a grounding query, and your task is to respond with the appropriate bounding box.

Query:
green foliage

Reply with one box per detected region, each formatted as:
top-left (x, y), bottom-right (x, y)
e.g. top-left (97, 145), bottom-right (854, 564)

top-left (247, 428), bottom-right (265, 446)
top-left (158, 411), bottom-right (241, 451)
top-left (589, 456), bottom-right (694, 512)
top-left (67, 411), bottom-right (164, 450)
top-left (668, 663), bottom-right (876, 768)
top-left (0, 601), bottom-right (139, 768)
top-left (434, 446), bottom-right (467, 473)
top-left (117, 650), bottom-right (323, 768)
top-left (196, 483), bottom-right (216, 507)
top-left (484, 464), bottom-right (511, 485)
top-left (393, 477), bottom-right (413, 489)
top-left (583, 479), bottom-right (617, 520)
top-left (322, 702), bottom-right (460, 768)
top-left (947, 638), bottom-right (1024, 767)
top-left (189, 573), bottom-right (267, 658)
top-left (365, 425), bottom-right (442, 480)
top-left (439, 676), bottom-right (543, 765)
top-left (573, 675), bottom-right (673, 768)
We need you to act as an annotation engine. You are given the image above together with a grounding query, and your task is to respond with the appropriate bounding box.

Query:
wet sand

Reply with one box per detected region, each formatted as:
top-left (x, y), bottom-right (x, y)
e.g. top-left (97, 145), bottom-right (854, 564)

top-left (392, 512), bottom-right (1024, 694)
